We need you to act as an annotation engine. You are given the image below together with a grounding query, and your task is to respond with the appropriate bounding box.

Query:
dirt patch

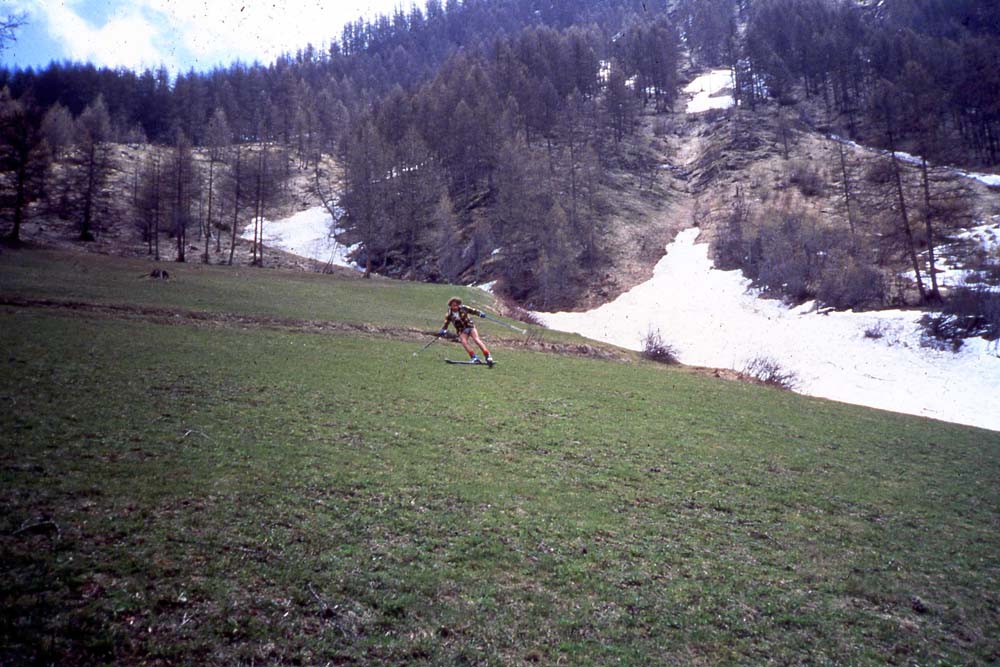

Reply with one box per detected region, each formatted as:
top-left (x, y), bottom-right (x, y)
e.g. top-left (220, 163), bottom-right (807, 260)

top-left (0, 295), bottom-right (634, 362)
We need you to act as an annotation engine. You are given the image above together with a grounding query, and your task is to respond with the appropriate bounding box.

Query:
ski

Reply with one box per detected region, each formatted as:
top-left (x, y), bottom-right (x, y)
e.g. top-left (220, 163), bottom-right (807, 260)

top-left (445, 359), bottom-right (495, 368)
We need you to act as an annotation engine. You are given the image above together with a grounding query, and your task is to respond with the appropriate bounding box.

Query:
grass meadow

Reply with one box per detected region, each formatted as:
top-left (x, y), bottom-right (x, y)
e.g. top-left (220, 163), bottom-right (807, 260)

top-left (1, 248), bottom-right (998, 665)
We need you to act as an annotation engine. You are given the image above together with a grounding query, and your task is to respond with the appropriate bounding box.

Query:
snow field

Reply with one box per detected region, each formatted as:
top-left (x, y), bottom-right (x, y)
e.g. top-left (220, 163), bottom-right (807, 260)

top-left (240, 206), bottom-right (360, 268)
top-left (537, 228), bottom-right (1000, 432)
top-left (684, 69), bottom-right (735, 114)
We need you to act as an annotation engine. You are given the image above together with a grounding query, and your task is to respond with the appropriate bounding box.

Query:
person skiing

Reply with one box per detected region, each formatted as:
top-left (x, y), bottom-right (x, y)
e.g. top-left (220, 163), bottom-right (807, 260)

top-left (439, 297), bottom-right (494, 366)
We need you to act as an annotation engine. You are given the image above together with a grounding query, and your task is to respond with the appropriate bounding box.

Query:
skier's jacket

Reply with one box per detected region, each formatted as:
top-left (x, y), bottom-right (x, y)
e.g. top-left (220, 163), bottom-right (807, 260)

top-left (443, 306), bottom-right (483, 334)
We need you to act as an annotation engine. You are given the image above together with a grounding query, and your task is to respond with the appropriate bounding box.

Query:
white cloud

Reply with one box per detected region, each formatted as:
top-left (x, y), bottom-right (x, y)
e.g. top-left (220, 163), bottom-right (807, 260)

top-left (21, 0), bottom-right (413, 71)
top-left (141, 0), bottom-right (408, 66)
top-left (32, 0), bottom-right (172, 70)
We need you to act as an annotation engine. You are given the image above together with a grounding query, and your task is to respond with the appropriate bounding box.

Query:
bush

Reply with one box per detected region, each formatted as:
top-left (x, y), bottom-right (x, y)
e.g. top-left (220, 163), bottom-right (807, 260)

top-left (921, 286), bottom-right (1000, 351)
top-left (788, 161), bottom-right (825, 197)
top-left (746, 207), bottom-right (836, 304)
top-left (864, 321), bottom-right (888, 340)
top-left (498, 297), bottom-right (544, 328)
top-left (642, 328), bottom-right (679, 364)
top-left (816, 257), bottom-right (887, 310)
top-left (864, 159), bottom-right (895, 185)
top-left (738, 355), bottom-right (798, 390)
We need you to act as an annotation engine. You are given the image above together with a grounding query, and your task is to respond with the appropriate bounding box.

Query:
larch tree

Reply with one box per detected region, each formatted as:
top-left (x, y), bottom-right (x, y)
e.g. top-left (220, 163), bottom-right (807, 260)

top-left (0, 89), bottom-right (51, 245)
top-left (204, 108), bottom-right (232, 261)
top-left (340, 118), bottom-right (391, 277)
top-left (165, 130), bottom-right (198, 262)
top-left (71, 95), bottom-right (113, 242)
top-left (40, 103), bottom-right (74, 160)
top-left (869, 79), bottom-right (928, 303)
top-left (134, 150), bottom-right (164, 259)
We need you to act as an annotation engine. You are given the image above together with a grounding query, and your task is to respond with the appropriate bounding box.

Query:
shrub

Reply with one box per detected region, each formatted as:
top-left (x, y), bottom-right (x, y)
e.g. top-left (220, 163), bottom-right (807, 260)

top-left (816, 257), bottom-right (887, 310)
top-left (864, 321), bottom-right (888, 340)
top-left (747, 206), bottom-right (836, 304)
top-left (508, 303), bottom-right (544, 328)
top-left (738, 355), bottom-right (798, 390)
top-left (788, 161), bottom-right (825, 197)
top-left (919, 314), bottom-right (965, 352)
top-left (642, 328), bottom-right (679, 364)
top-left (921, 286), bottom-right (1000, 351)
top-left (864, 159), bottom-right (894, 185)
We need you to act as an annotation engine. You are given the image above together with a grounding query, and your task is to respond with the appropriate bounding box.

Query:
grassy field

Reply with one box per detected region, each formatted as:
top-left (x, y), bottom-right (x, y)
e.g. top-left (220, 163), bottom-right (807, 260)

top-left (1, 248), bottom-right (998, 666)
top-left (0, 248), bottom-right (513, 332)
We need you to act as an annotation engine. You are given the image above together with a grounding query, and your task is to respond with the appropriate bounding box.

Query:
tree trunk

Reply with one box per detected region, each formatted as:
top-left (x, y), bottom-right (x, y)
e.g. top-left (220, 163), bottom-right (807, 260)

top-left (919, 157), bottom-right (941, 302)
top-left (152, 158), bottom-right (161, 261)
top-left (888, 136), bottom-right (926, 302)
top-left (175, 153), bottom-right (186, 263)
top-left (80, 145), bottom-right (97, 242)
top-left (204, 160), bottom-right (214, 264)
top-left (837, 142), bottom-right (855, 241)
top-left (8, 161), bottom-right (26, 244)
top-left (253, 151), bottom-right (264, 267)
top-left (228, 147), bottom-right (241, 266)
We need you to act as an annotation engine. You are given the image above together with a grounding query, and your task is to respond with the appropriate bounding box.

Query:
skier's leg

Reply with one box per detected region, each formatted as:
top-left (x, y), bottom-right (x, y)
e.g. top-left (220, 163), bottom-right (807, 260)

top-left (470, 329), bottom-right (492, 365)
top-left (470, 329), bottom-right (491, 357)
top-left (459, 332), bottom-right (477, 358)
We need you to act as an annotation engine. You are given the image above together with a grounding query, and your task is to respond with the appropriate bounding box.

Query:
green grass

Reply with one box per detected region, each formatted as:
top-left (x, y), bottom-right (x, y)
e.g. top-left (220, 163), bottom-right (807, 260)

top-left (0, 247), bottom-right (511, 332)
top-left (1, 248), bottom-right (998, 666)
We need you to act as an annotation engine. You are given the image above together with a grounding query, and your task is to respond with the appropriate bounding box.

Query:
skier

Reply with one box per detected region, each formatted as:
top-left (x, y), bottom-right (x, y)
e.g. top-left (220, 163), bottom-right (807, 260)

top-left (439, 297), bottom-right (494, 366)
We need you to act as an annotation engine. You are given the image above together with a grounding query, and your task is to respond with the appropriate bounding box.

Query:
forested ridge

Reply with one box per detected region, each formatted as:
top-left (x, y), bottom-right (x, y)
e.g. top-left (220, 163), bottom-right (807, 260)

top-left (1, 0), bottom-right (999, 311)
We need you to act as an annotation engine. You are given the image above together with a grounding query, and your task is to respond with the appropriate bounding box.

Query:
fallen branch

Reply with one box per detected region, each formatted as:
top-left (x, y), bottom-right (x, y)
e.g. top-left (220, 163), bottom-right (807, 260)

top-left (182, 428), bottom-right (216, 444)
top-left (13, 519), bottom-right (60, 537)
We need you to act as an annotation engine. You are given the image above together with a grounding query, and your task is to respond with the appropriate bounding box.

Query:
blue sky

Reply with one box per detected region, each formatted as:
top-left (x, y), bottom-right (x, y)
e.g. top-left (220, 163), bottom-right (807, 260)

top-left (2, 0), bottom-right (413, 73)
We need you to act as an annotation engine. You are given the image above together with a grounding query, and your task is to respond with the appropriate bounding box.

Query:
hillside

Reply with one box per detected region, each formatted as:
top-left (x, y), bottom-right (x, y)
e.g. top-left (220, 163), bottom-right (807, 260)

top-left (2, 248), bottom-right (999, 665)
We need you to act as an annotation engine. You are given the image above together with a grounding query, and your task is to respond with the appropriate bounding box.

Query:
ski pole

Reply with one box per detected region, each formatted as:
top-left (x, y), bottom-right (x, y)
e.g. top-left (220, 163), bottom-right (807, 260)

top-left (477, 311), bottom-right (527, 335)
top-left (413, 334), bottom-right (442, 356)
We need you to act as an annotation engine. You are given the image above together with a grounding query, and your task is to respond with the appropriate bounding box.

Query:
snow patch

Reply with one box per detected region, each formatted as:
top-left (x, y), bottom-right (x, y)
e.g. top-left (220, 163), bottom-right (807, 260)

top-left (240, 206), bottom-right (360, 269)
top-left (830, 134), bottom-right (1000, 189)
top-left (474, 281), bottom-right (497, 294)
top-left (536, 228), bottom-right (1000, 432)
top-left (684, 69), bottom-right (734, 114)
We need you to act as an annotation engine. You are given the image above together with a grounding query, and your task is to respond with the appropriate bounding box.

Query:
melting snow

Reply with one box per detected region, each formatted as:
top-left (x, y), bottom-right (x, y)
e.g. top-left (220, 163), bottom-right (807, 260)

top-left (684, 69), bottom-right (735, 114)
top-left (474, 281), bottom-right (498, 294)
top-left (830, 135), bottom-right (1000, 188)
top-left (537, 228), bottom-right (1000, 432)
top-left (918, 219), bottom-right (1000, 291)
top-left (240, 206), bottom-right (360, 269)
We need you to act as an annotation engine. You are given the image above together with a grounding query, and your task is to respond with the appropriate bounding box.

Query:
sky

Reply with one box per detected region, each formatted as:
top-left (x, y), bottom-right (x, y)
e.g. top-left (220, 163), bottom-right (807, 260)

top-left (2, 0), bottom-right (415, 73)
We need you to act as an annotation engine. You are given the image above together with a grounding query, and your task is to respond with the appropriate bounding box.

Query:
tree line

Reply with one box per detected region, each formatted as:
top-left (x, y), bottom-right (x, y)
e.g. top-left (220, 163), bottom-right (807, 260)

top-left (735, 0), bottom-right (1000, 166)
top-left (0, 90), bottom-right (289, 267)
top-left (337, 18), bottom-right (681, 306)
top-left (0, 0), bottom-right (680, 307)
top-left (1, 0), bottom-right (998, 309)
